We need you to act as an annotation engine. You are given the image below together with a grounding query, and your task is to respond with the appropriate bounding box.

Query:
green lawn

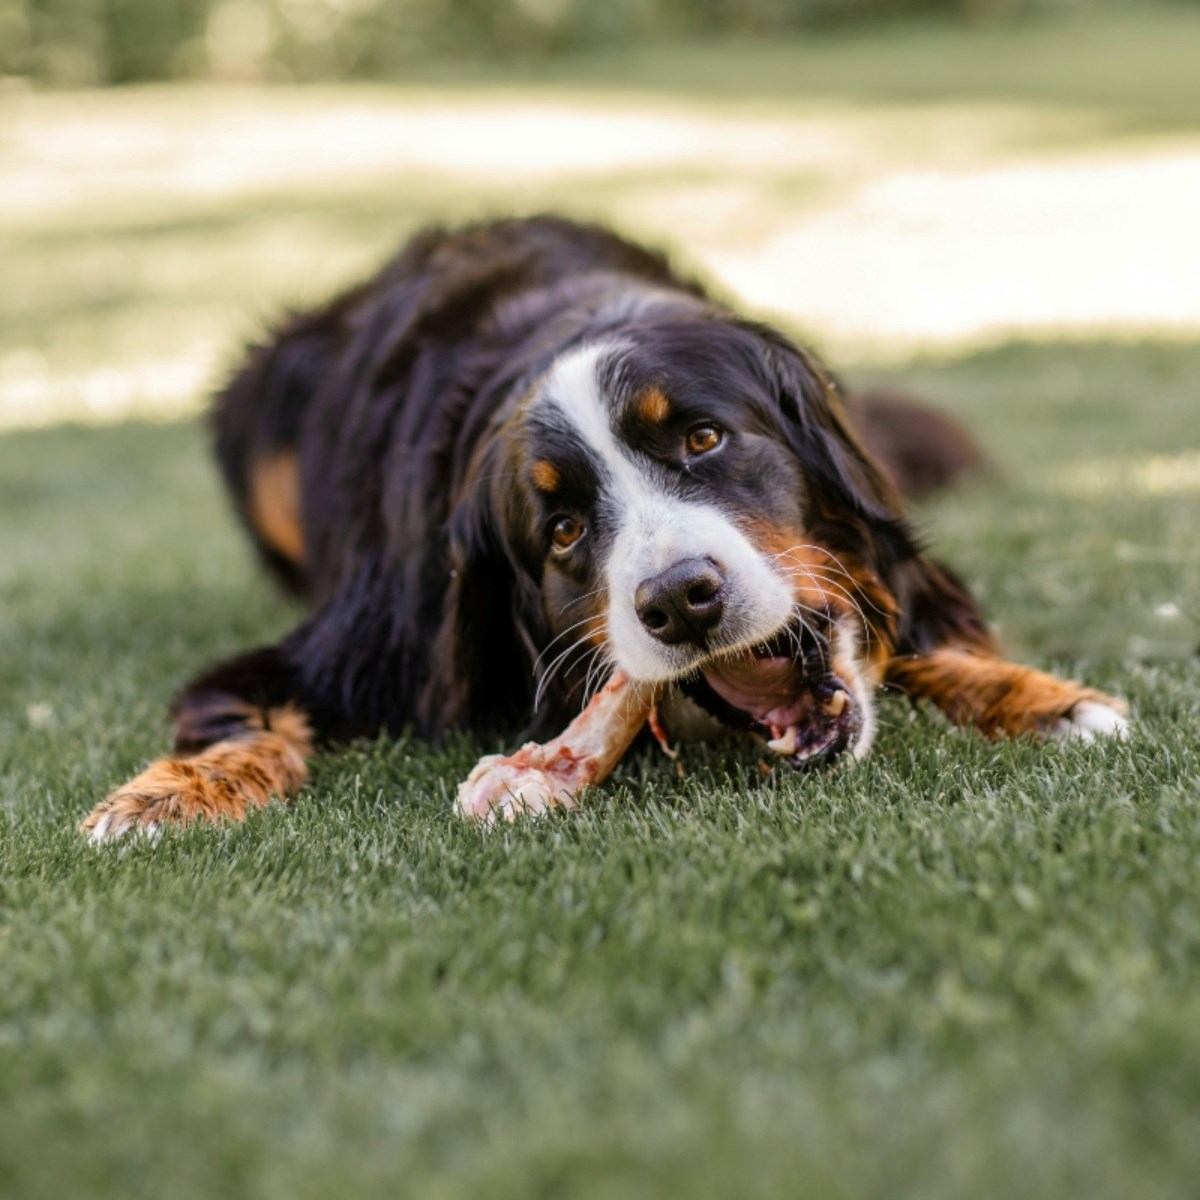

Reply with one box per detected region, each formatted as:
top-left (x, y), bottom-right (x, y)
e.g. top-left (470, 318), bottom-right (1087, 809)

top-left (3, 10), bottom-right (1200, 1199)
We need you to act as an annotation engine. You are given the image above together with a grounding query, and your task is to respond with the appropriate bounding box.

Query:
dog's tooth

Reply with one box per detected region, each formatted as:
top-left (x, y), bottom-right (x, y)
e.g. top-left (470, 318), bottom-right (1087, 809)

top-left (767, 728), bottom-right (798, 756)
top-left (827, 690), bottom-right (848, 717)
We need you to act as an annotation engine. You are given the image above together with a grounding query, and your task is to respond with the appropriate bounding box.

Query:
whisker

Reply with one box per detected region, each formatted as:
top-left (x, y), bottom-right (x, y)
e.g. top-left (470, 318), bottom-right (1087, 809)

top-left (770, 545), bottom-right (891, 618)
top-left (788, 603), bottom-right (828, 675)
top-left (776, 566), bottom-right (871, 626)
top-left (560, 586), bottom-right (607, 614)
top-left (769, 551), bottom-right (880, 626)
top-left (579, 647), bottom-right (616, 705)
top-left (533, 618), bottom-right (603, 710)
top-left (778, 567), bottom-right (873, 650)
top-left (532, 612), bottom-right (605, 674)
top-left (801, 567), bottom-right (892, 620)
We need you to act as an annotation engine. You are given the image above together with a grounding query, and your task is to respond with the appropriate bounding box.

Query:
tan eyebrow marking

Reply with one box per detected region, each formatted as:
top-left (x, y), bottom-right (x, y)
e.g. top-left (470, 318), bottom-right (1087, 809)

top-left (530, 459), bottom-right (561, 492)
top-left (637, 387), bottom-right (670, 423)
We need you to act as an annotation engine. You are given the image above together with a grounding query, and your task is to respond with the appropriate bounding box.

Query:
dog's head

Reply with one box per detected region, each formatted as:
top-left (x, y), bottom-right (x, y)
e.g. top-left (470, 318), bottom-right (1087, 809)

top-left (447, 314), bottom-right (923, 767)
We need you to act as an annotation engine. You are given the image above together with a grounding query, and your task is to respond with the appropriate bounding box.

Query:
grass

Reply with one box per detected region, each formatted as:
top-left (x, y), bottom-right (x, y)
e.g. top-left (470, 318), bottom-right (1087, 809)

top-left (3, 8), bottom-right (1200, 1198)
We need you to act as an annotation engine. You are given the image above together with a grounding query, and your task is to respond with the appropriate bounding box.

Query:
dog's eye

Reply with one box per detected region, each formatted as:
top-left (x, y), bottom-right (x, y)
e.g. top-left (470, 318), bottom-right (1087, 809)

top-left (686, 425), bottom-right (723, 456)
top-left (550, 516), bottom-right (585, 552)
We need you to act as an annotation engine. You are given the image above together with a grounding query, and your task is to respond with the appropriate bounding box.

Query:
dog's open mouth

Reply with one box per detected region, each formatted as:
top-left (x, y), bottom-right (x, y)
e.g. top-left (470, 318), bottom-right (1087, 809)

top-left (682, 622), bottom-right (862, 768)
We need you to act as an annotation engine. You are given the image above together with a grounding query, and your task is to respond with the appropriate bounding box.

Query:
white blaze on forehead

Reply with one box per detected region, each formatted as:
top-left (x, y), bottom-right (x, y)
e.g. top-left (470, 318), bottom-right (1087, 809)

top-left (539, 342), bottom-right (794, 684)
top-left (539, 341), bottom-right (632, 487)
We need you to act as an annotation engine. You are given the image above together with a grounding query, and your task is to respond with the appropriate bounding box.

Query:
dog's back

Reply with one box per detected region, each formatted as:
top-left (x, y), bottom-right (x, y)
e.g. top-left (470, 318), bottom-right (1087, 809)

top-left (212, 218), bottom-right (983, 603)
top-left (210, 217), bottom-right (699, 597)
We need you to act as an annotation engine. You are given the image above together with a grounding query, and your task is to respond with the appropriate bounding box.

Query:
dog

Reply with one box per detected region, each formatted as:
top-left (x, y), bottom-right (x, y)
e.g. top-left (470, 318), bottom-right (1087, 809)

top-left (81, 216), bottom-right (1127, 839)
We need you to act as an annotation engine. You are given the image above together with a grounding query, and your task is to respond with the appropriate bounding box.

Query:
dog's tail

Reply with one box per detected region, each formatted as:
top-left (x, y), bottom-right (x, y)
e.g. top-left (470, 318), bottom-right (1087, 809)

top-left (844, 388), bottom-right (988, 500)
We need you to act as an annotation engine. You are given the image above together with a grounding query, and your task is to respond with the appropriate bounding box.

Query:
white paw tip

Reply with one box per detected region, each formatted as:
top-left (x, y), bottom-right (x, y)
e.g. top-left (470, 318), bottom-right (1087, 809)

top-left (1055, 701), bottom-right (1130, 742)
top-left (86, 812), bottom-right (161, 845)
top-left (87, 813), bottom-right (113, 843)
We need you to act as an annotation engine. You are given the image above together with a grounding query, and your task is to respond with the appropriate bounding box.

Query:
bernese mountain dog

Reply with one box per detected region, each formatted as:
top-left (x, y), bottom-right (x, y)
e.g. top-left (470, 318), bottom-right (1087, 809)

top-left (81, 216), bottom-right (1128, 839)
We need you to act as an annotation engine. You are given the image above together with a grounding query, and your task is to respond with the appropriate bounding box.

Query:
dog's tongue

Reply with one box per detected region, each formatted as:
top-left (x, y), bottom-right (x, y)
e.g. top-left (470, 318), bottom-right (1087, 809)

top-left (701, 655), bottom-right (812, 731)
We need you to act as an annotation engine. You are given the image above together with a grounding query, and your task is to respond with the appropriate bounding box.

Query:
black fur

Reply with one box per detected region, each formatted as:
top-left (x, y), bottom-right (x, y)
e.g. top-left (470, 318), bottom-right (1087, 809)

top-left (180, 215), bottom-right (988, 755)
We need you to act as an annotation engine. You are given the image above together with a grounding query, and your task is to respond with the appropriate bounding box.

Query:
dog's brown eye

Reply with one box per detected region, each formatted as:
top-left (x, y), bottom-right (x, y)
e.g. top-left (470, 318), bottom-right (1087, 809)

top-left (686, 425), bottom-right (723, 456)
top-left (551, 516), bottom-right (584, 552)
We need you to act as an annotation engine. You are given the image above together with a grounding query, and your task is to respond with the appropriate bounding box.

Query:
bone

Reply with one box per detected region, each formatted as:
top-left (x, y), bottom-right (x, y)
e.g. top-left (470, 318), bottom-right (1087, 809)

top-left (766, 728), bottom-right (798, 757)
top-left (455, 671), bottom-right (661, 823)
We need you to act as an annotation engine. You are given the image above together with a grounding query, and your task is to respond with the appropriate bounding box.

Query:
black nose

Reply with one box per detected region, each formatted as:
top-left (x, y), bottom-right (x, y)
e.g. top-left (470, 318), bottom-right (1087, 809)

top-left (635, 557), bottom-right (727, 646)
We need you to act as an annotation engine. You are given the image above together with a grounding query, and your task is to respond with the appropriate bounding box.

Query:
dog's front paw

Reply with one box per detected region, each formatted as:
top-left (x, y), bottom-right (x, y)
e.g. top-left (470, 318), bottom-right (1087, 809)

top-left (81, 760), bottom-right (217, 843)
top-left (82, 730), bottom-right (309, 843)
top-left (81, 798), bottom-right (167, 843)
top-left (1053, 698), bottom-right (1131, 742)
top-left (81, 757), bottom-right (251, 843)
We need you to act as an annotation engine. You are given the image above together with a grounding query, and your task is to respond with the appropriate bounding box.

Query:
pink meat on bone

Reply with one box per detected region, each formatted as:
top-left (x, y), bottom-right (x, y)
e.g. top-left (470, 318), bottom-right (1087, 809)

top-left (455, 672), bottom-right (661, 822)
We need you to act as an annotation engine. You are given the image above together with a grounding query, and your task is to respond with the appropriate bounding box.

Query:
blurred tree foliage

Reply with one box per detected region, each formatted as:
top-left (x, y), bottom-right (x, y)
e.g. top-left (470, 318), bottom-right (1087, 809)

top-left (0, 0), bottom-right (1162, 86)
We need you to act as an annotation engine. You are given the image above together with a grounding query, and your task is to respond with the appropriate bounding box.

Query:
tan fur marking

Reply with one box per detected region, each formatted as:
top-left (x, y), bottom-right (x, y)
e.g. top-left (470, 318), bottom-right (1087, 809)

top-left (248, 451), bottom-right (305, 565)
top-left (885, 649), bottom-right (1125, 738)
top-left (637, 387), bottom-right (670, 423)
top-left (80, 704), bottom-right (313, 837)
top-left (530, 460), bottom-right (561, 492)
top-left (744, 520), bottom-right (900, 658)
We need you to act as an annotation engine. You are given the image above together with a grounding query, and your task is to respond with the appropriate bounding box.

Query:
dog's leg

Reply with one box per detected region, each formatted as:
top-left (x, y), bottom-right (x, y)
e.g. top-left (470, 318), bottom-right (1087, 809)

top-left (81, 646), bottom-right (318, 843)
top-left (883, 554), bottom-right (1128, 741)
top-left (885, 648), bottom-right (1128, 741)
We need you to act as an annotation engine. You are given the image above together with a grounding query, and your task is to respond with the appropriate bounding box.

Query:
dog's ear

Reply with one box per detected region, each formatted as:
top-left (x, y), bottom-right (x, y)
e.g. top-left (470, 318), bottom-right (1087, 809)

top-left (756, 329), bottom-right (999, 659)
top-left (418, 431), bottom-right (546, 737)
top-left (757, 328), bottom-right (914, 605)
top-left (758, 330), bottom-right (906, 529)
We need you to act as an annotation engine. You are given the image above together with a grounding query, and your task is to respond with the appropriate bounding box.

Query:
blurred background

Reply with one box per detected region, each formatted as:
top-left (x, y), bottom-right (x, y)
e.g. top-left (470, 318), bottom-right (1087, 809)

top-left (1, 0), bottom-right (1197, 662)
top-left (1, 0), bottom-right (1197, 86)
top-left (4, 1), bottom-right (1200, 415)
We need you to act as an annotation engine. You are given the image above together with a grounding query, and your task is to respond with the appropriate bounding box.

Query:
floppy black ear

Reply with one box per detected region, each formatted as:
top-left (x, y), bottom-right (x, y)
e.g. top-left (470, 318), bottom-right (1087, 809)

top-left (417, 432), bottom-right (547, 738)
top-left (755, 326), bottom-right (915, 600)
top-left (757, 328), bottom-right (906, 529)
top-left (757, 327), bottom-right (999, 659)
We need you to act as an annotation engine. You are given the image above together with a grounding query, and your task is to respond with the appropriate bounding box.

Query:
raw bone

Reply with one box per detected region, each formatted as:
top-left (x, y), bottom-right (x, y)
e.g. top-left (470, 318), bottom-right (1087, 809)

top-left (455, 672), bottom-right (660, 823)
